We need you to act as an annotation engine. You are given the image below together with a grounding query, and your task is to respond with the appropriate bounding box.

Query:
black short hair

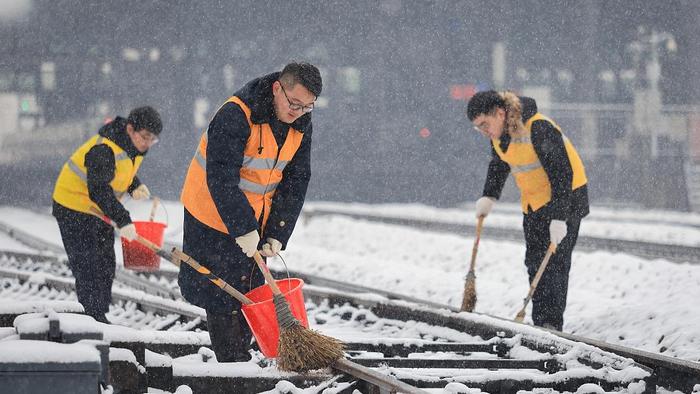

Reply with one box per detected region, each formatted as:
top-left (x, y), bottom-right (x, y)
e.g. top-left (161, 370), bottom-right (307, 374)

top-left (467, 90), bottom-right (505, 121)
top-left (280, 62), bottom-right (322, 97)
top-left (127, 106), bottom-right (163, 135)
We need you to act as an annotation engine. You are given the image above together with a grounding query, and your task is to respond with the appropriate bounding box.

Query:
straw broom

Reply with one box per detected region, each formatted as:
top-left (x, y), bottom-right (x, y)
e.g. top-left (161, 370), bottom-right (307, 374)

top-left (92, 208), bottom-right (343, 371)
top-left (115, 224), bottom-right (343, 371)
top-left (252, 252), bottom-right (344, 372)
top-left (460, 216), bottom-right (484, 312)
top-left (130, 235), bottom-right (344, 371)
top-left (129, 236), bottom-right (344, 370)
top-left (514, 242), bottom-right (557, 323)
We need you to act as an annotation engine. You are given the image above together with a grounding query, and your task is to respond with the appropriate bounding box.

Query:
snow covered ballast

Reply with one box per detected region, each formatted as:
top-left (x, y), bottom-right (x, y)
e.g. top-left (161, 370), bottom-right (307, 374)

top-left (302, 284), bottom-right (655, 393)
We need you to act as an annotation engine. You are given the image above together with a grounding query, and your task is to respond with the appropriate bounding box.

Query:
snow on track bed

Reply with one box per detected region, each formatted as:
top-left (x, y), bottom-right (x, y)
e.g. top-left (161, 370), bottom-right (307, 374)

top-left (3, 250), bottom-right (696, 393)
top-left (0, 211), bottom-right (699, 392)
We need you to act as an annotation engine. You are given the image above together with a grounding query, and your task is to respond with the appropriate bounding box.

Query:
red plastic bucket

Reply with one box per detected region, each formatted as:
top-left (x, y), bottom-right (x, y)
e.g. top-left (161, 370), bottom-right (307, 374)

top-left (241, 278), bottom-right (309, 358)
top-left (121, 221), bottom-right (166, 271)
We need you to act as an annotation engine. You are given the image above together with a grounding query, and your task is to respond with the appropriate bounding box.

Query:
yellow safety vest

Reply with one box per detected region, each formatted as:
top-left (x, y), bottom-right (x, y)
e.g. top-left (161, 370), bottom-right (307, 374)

top-left (492, 113), bottom-right (587, 214)
top-left (53, 135), bottom-right (143, 215)
top-left (180, 96), bottom-right (304, 234)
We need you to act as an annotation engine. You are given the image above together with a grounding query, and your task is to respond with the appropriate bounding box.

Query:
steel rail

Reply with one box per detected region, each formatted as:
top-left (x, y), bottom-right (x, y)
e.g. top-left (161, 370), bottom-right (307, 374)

top-left (1, 248), bottom-right (697, 392)
top-left (0, 222), bottom-right (182, 300)
top-left (303, 208), bottom-right (700, 263)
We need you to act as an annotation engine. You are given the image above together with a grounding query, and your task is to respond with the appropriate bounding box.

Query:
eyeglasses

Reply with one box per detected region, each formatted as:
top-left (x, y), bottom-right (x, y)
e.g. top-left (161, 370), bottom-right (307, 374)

top-left (473, 122), bottom-right (488, 133)
top-left (138, 130), bottom-right (159, 145)
top-left (279, 82), bottom-right (314, 113)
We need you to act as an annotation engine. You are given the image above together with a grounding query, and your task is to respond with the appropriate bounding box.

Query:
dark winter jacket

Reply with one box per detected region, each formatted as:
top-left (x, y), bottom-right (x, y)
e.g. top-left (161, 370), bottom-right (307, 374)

top-left (180, 208), bottom-right (266, 312)
top-left (179, 72), bottom-right (313, 312)
top-left (203, 72), bottom-right (313, 247)
top-left (482, 97), bottom-right (589, 220)
top-left (53, 117), bottom-right (144, 227)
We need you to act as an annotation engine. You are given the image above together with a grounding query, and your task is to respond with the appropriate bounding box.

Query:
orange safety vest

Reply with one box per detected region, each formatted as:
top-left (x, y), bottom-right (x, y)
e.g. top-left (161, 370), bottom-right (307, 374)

top-left (492, 113), bottom-right (587, 214)
top-left (181, 96), bottom-right (304, 234)
top-left (53, 135), bottom-right (143, 215)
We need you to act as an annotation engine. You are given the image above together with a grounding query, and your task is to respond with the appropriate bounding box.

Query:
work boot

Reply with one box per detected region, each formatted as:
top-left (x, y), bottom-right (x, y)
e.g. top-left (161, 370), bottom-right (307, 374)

top-left (206, 310), bottom-right (253, 362)
top-left (88, 313), bottom-right (110, 324)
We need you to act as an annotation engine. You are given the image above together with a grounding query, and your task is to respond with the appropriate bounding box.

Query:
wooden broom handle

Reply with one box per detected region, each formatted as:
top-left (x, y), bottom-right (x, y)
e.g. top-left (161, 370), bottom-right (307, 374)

top-left (148, 197), bottom-right (160, 221)
top-left (134, 236), bottom-right (252, 305)
top-left (527, 243), bottom-right (557, 298)
top-left (90, 207), bottom-right (253, 305)
top-left (169, 248), bottom-right (253, 305)
top-left (253, 251), bottom-right (283, 296)
top-left (469, 216), bottom-right (485, 272)
top-left (514, 242), bottom-right (556, 322)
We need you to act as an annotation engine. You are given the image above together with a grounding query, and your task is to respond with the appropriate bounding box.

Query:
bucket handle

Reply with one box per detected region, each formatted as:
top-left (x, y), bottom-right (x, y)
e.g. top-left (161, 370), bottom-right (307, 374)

top-left (249, 252), bottom-right (293, 292)
top-left (132, 195), bottom-right (169, 227)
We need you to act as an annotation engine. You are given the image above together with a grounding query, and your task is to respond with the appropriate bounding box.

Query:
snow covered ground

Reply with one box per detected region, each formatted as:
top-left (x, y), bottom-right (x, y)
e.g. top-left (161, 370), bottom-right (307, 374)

top-left (284, 202), bottom-right (700, 362)
top-left (0, 200), bottom-right (699, 391)
top-left (305, 201), bottom-right (700, 247)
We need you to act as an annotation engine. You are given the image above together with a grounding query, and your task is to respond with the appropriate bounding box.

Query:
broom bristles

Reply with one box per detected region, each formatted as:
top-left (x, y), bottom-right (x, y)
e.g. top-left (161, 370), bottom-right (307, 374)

top-left (460, 272), bottom-right (477, 312)
top-left (277, 322), bottom-right (345, 372)
top-left (271, 293), bottom-right (344, 372)
top-left (462, 281), bottom-right (476, 312)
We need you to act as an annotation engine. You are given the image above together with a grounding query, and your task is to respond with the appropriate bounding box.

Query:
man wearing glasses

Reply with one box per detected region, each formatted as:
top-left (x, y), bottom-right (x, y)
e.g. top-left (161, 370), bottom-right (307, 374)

top-left (467, 90), bottom-right (589, 332)
top-left (52, 106), bottom-right (162, 323)
top-left (180, 62), bottom-right (321, 362)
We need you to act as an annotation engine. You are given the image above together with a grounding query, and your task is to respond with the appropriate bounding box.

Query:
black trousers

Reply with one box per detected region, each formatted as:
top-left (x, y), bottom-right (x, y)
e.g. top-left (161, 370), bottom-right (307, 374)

top-left (206, 309), bottom-right (256, 362)
top-left (54, 206), bottom-right (115, 320)
top-left (522, 213), bottom-right (581, 331)
top-left (179, 209), bottom-right (265, 362)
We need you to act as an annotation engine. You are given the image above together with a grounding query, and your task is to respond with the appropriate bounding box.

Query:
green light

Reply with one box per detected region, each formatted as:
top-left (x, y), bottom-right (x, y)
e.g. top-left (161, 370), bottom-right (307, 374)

top-left (20, 99), bottom-right (30, 112)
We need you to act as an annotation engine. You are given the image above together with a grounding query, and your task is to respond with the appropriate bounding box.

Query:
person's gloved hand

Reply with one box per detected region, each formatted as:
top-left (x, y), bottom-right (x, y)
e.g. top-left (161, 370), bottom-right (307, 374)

top-left (119, 223), bottom-right (138, 241)
top-left (475, 197), bottom-right (496, 218)
top-left (131, 184), bottom-right (151, 200)
top-left (235, 230), bottom-right (260, 257)
top-left (260, 238), bottom-right (282, 257)
top-left (549, 220), bottom-right (567, 246)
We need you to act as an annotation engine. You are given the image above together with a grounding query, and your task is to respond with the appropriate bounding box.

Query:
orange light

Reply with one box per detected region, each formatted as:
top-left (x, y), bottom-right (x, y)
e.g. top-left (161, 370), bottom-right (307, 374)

top-left (419, 128), bottom-right (431, 138)
top-left (450, 84), bottom-right (477, 101)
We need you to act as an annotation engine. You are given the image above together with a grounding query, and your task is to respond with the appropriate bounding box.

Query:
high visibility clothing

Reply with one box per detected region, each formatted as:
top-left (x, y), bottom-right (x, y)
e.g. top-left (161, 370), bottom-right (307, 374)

top-left (181, 96), bottom-right (304, 234)
top-left (53, 135), bottom-right (142, 215)
top-left (492, 113), bottom-right (587, 213)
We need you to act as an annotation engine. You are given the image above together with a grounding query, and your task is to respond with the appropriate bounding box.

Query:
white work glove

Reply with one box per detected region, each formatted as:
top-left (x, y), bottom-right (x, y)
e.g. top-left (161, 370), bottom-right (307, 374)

top-left (119, 223), bottom-right (138, 242)
top-left (235, 230), bottom-right (260, 257)
top-left (260, 238), bottom-right (282, 257)
top-left (549, 220), bottom-right (568, 246)
top-left (475, 196), bottom-right (496, 218)
top-left (131, 184), bottom-right (151, 200)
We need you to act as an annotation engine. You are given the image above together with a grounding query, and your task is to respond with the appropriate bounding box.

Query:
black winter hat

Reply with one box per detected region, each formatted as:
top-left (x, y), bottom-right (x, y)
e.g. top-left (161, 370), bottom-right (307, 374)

top-left (127, 106), bottom-right (163, 135)
top-left (467, 90), bottom-right (505, 121)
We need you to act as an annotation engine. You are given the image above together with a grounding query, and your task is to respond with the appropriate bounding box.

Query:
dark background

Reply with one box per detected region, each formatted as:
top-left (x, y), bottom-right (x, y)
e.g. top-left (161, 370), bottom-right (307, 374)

top-left (0, 0), bottom-right (698, 208)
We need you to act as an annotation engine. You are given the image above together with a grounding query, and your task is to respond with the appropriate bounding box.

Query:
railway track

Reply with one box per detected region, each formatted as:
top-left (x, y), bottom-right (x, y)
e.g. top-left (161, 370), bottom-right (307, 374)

top-left (302, 208), bottom-right (700, 263)
top-left (1, 220), bottom-right (699, 392)
top-left (0, 254), bottom-right (653, 393)
top-left (2, 249), bottom-right (700, 393)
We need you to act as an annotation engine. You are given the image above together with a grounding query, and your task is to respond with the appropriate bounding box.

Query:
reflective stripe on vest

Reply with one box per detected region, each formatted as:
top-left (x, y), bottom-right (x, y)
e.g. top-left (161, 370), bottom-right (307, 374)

top-left (510, 161), bottom-right (542, 174)
top-left (52, 134), bottom-right (141, 215)
top-left (507, 135), bottom-right (573, 174)
top-left (180, 95), bottom-right (304, 234)
top-left (492, 113), bottom-right (587, 214)
top-left (64, 137), bottom-right (131, 182)
top-left (193, 131), bottom-right (289, 194)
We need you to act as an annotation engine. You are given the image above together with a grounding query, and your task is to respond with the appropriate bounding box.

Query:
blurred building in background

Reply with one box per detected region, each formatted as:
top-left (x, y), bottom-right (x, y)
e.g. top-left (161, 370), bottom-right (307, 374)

top-left (0, 0), bottom-right (699, 211)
